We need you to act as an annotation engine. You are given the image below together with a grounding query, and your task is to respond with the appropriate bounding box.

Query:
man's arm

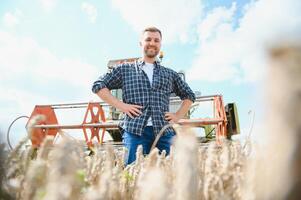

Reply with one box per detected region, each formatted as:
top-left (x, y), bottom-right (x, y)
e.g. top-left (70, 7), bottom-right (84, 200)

top-left (165, 71), bottom-right (196, 123)
top-left (97, 88), bottom-right (142, 119)
top-left (165, 99), bottom-right (193, 123)
top-left (92, 65), bottom-right (142, 118)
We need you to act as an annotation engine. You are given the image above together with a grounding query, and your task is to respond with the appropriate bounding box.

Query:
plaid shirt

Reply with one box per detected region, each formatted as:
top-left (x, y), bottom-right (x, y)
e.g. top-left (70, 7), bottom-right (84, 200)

top-left (92, 59), bottom-right (196, 136)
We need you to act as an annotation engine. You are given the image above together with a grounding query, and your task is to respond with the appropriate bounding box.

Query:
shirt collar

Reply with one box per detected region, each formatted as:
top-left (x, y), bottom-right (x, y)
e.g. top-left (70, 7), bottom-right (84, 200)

top-left (137, 58), bottom-right (161, 69)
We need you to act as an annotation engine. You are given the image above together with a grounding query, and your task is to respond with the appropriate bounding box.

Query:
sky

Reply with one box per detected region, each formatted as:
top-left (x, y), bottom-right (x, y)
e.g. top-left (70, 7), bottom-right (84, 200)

top-left (1, 0), bottom-right (301, 146)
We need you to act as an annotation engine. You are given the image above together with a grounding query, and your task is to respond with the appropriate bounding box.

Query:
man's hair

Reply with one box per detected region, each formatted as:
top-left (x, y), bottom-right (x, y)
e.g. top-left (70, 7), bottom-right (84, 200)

top-left (143, 27), bottom-right (162, 38)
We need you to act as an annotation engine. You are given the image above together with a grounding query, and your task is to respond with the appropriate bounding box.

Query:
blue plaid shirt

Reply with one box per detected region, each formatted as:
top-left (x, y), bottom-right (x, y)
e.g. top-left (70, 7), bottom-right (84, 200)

top-left (92, 59), bottom-right (196, 136)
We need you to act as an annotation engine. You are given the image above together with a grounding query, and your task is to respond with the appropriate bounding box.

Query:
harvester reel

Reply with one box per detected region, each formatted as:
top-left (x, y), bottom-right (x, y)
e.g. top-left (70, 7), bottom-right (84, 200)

top-left (27, 106), bottom-right (58, 148)
top-left (82, 102), bottom-right (106, 146)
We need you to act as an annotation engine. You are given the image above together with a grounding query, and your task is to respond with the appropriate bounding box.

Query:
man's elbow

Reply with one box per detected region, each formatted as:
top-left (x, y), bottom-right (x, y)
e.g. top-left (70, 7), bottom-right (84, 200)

top-left (182, 93), bottom-right (196, 104)
top-left (96, 87), bottom-right (112, 100)
top-left (92, 83), bottom-right (100, 94)
top-left (92, 81), bottom-right (108, 94)
top-left (183, 98), bottom-right (194, 105)
top-left (97, 87), bottom-right (109, 95)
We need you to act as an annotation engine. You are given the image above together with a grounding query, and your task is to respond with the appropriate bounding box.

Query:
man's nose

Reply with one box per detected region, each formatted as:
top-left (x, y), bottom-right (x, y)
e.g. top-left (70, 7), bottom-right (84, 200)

top-left (150, 40), bottom-right (155, 46)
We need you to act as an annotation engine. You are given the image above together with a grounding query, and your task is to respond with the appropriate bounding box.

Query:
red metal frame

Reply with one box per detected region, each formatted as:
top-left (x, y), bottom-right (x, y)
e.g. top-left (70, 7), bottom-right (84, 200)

top-left (177, 95), bottom-right (228, 144)
top-left (82, 102), bottom-right (106, 147)
top-left (27, 103), bottom-right (107, 148)
top-left (26, 105), bottom-right (58, 148)
top-left (214, 95), bottom-right (227, 144)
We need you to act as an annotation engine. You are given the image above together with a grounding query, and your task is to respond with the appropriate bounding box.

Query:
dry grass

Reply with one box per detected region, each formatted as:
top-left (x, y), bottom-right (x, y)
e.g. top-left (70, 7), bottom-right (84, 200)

top-left (2, 125), bottom-right (252, 200)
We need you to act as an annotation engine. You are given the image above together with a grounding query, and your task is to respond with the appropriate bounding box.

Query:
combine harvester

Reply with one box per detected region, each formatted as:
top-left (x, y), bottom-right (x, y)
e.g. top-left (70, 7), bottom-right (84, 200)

top-left (7, 57), bottom-right (240, 150)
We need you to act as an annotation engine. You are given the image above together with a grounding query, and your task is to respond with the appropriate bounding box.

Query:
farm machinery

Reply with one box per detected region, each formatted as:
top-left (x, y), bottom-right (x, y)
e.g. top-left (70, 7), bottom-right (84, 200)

top-left (7, 57), bottom-right (240, 150)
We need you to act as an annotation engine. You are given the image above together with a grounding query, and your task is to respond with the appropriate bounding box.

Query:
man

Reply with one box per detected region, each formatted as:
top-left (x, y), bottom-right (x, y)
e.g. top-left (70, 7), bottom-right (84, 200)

top-left (92, 27), bottom-right (195, 165)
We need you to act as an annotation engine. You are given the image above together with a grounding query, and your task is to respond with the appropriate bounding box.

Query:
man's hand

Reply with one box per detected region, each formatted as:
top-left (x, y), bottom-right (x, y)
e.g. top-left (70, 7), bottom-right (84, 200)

top-left (97, 88), bottom-right (142, 118)
top-left (165, 112), bottom-right (181, 123)
top-left (120, 103), bottom-right (142, 119)
top-left (165, 99), bottom-right (193, 123)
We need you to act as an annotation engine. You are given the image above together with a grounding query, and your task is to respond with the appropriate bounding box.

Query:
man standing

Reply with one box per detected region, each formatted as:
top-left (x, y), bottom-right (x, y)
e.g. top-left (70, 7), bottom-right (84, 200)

top-left (92, 27), bottom-right (195, 165)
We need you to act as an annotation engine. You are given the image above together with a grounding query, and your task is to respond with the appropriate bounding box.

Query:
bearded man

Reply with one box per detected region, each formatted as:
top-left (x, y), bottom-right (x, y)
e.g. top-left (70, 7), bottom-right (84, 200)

top-left (92, 27), bottom-right (195, 165)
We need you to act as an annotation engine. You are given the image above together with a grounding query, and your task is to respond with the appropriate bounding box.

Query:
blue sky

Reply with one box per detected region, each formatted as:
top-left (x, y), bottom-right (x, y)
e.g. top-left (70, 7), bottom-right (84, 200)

top-left (1, 0), bottom-right (300, 145)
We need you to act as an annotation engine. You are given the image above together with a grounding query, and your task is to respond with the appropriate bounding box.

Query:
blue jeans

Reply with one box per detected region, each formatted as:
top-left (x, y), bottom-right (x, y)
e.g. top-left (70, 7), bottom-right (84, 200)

top-left (122, 126), bottom-right (175, 165)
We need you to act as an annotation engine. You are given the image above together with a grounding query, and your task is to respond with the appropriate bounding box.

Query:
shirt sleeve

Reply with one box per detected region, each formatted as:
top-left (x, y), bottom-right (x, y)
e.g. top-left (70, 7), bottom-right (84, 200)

top-left (172, 72), bottom-right (196, 102)
top-left (92, 65), bottom-right (123, 93)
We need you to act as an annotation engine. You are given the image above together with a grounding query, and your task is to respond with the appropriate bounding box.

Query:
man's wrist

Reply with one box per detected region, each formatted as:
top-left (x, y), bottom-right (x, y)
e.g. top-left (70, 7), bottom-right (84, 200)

top-left (175, 112), bottom-right (183, 119)
top-left (115, 101), bottom-right (125, 111)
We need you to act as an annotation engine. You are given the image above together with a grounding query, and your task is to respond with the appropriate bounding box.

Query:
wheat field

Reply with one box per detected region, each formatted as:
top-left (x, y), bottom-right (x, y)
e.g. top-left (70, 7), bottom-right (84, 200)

top-left (1, 126), bottom-right (252, 200)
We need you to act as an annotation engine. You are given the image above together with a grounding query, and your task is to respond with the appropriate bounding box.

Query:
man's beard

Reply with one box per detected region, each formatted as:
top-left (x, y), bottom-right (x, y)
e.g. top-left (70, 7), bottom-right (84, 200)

top-left (144, 47), bottom-right (159, 58)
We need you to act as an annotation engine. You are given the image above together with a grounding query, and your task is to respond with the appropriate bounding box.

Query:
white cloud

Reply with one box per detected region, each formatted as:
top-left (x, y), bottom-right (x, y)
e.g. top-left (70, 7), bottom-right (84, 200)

top-left (111, 0), bottom-right (202, 44)
top-left (2, 9), bottom-right (23, 27)
top-left (0, 88), bottom-right (51, 119)
top-left (38, 0), bottom-right (57, 12)
top-left (81, 2), bottom-right (98, 24)
top-left (188, 0), bottom-right (301, 83)
top-left (0, 31), bottom-right (99, 89)
top-left (188, 3), bottom-right (240, 82)
top-left (0, 31), bottom-right (101, 130)
top-left (198, 3), bottom-right (236, 43)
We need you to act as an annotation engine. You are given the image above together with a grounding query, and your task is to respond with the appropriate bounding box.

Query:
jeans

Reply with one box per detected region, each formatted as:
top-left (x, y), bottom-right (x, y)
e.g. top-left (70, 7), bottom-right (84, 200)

top-left (122, 126), bottom-right (175, 165)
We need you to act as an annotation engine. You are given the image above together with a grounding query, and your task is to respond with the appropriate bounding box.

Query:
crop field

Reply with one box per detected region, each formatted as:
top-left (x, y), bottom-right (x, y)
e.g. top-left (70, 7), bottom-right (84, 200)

top-left (1, 120), bottom-right (254, 200)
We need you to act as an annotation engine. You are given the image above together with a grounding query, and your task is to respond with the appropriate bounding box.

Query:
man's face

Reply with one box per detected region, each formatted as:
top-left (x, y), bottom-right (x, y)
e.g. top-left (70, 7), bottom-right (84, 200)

top-left (140, 31), bottom-right (161, 59)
